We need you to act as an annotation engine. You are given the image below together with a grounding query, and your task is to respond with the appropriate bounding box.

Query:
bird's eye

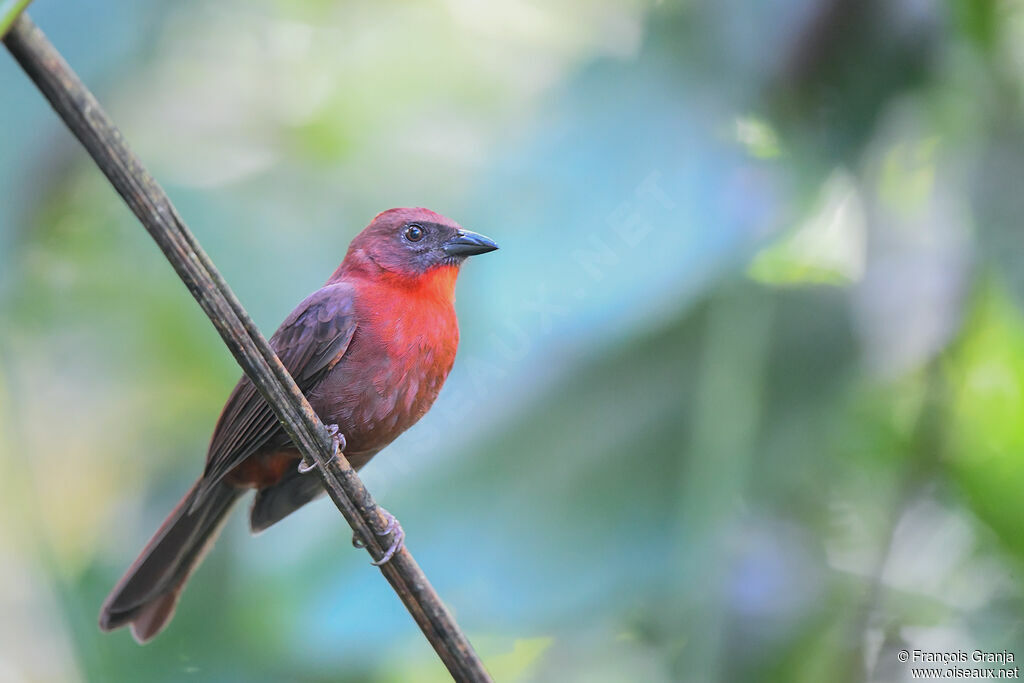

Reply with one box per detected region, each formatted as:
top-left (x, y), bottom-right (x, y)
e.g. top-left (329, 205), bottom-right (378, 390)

top-left (404, 224), bottom-right (424, 242)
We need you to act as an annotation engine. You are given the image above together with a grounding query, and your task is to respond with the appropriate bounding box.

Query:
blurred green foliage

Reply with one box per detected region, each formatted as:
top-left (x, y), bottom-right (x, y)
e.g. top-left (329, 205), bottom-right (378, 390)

top-left (4, 1), bottom-right (1024, 682)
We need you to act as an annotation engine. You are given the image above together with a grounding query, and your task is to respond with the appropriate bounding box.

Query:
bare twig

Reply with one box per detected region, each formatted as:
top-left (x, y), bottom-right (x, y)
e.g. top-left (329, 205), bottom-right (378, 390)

top-left (4, 13), bottom-right (490, 682)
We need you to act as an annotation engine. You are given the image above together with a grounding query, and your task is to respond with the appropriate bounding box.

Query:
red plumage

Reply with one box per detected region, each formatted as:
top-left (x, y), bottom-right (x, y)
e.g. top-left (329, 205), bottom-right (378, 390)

top-left (99, 208), bottom-right (497, 642)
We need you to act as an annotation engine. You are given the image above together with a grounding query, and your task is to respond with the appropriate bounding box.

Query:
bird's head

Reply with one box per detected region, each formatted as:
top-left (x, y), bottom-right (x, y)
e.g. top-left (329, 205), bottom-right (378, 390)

top-left (340, 208), bottom-right (498, 285)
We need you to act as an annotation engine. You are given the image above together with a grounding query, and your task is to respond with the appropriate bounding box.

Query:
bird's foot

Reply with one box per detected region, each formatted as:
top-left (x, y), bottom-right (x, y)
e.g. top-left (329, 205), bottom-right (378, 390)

top-left (352, 507), bottom-right (405, 566)
top-left (326, 423), bottom-right (347, 455)
top-left (297, 424), bottom-right (347, 474)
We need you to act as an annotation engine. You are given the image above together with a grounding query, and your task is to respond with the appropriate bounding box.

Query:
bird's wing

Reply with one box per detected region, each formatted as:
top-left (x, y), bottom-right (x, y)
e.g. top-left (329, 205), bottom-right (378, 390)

top-left (196, 282), bottom-right (358, 502)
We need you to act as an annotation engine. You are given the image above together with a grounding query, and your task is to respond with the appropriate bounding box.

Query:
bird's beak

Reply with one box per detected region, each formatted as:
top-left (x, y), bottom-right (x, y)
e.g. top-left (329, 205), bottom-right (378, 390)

top-left (444, 230), bottom-right (499, 257)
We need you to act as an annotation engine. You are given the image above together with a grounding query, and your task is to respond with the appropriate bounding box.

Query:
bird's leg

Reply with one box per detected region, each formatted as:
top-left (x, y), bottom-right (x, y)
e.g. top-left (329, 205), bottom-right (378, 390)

top-left (297, 423), bottom-right (347, 474)
top-left (302, 424), bottom-right (404, 565)
top-left (352, 507), bottom-right (405, 566)
top-left (326, 423), bottom-right (347, 457)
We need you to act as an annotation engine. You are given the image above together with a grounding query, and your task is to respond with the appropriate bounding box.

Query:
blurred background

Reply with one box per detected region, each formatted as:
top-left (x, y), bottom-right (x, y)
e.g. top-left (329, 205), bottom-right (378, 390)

top-left (2, 0), bottom-right (1024, 681)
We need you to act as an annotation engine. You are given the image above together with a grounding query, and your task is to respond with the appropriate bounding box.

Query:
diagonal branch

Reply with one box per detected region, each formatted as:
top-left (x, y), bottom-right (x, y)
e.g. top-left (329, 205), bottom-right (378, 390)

top-left (3, 13), bottom-right (490, 683)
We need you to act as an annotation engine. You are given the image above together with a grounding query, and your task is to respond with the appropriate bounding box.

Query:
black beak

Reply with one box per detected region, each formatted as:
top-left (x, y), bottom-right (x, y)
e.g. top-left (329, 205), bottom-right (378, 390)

top-left (444, 229), bottom-right (499, 257)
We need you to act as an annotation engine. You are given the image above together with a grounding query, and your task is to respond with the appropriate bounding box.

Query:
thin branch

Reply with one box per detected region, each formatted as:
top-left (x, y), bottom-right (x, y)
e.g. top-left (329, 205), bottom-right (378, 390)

top-left (3, 13), bottom-right (490, 683)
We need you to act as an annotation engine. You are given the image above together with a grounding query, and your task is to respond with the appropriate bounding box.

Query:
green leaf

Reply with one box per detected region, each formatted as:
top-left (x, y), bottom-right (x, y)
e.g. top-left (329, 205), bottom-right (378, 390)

top-left (0, 0), bottom-right (32, 40)
top-left (749, 171), bottom-right (865, 287)
top-left (947, 281), bottom-right (1024, 557)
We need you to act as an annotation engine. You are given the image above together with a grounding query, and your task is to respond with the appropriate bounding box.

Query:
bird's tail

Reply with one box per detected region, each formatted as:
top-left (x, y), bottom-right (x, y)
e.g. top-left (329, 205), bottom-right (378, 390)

top-left (99, 478), bottom-right (241, 643)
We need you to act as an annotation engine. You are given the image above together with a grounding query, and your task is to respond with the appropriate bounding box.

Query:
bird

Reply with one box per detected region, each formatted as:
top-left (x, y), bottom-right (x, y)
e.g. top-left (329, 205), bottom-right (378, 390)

top-left (98, 207), bottom-right (498, 643)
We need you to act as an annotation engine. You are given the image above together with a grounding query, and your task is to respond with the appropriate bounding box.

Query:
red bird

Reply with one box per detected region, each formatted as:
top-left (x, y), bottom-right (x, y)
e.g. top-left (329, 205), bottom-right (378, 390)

top-left (99, 208), bottom-right (498, 643)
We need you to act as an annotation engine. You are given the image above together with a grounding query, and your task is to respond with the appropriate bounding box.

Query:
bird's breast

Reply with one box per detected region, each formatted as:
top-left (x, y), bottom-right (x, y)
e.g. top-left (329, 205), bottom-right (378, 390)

top-left (309, 286), bottom-right (459, 460)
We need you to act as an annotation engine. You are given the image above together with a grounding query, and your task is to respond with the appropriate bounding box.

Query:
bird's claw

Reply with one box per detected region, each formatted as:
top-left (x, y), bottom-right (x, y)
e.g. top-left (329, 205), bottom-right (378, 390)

top-left (297, 424), bottom-right (347, 474)
top-left (352, 507), bottom-right (405, 566)
top-left (326, 423), bottom-right (347, 455)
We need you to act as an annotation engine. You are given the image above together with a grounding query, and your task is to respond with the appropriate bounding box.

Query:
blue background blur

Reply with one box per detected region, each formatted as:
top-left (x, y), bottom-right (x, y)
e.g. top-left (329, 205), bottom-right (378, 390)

top-left (3, 1), bottom-right (1024, 681)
